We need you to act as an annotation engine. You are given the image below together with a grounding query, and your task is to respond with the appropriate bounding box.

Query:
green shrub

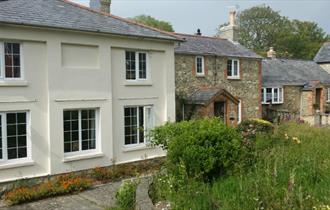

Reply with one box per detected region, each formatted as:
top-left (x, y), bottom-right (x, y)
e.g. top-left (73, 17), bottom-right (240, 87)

top-left (238, 118), bottom-right (274, 141)
top-left (115, 180), bottom-right (138, 210)
top-left (151, 118), bottom-right (247, 181)
top-left (150, 122), bottom-right (330, 209)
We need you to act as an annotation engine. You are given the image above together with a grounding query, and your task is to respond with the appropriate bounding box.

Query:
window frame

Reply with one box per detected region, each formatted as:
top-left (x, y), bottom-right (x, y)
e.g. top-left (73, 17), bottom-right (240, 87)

top-left (0, 41), bottom-right (24, 81)
top-left (227, 59), bottom-right (240, 79)
top-left (63, 108), bottom-right (100, 157)
top-left (262, 87), bottom-right (284, 104)
top-left (123, 105), bottom-right (154, 147)
top-left (195, 56), bottom-right (205, 76)
top-left (327, 88), bottom-right (330, 102)
top-left (0, 111), bottom-right (31, 165)
top-left (125, 51), bottom-right (149, 81)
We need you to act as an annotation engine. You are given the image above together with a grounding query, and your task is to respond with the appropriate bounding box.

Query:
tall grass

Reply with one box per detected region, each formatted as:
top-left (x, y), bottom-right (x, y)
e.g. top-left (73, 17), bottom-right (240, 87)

top-left (151, 122), bottom-right (330, 210)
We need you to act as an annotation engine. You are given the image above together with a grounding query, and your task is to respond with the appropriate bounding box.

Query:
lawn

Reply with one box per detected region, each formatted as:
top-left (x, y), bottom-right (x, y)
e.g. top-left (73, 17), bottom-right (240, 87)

top-left (150, 120), bottom-right (330, 210)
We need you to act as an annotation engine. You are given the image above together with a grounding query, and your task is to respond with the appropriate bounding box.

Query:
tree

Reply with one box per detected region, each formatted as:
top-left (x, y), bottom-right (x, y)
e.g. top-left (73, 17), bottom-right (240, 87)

top-left (216, 5), bottom-right (329, 59)
top-left (131, 15), bottom-right (174, 32)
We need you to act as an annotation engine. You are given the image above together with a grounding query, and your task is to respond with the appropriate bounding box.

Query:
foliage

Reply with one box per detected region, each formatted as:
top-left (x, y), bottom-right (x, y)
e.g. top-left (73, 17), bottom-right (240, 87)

top-left (150, 122), bottom-right (330, 209)
top-left (5, 175), bottom-right (92, 205)
top-left (238, 118), bottom-right (274, 141)
top-left (114, 180), bottom-right (139, 210)
top-left (216, 5), bottom-right (329, 59)
top-left (150, 118), bottom-right (249, 181)
top-left (131, 15), bottom-right (174, 32)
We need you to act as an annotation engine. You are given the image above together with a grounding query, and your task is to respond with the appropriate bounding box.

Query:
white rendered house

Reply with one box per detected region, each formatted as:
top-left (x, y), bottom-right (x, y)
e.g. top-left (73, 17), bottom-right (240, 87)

top-left (0, 0), bottom-right (179, 183)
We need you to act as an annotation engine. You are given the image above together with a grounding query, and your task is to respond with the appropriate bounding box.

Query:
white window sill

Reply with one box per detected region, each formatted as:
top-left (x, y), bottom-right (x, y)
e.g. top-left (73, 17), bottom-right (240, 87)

top-left (0, 80), bottom-right (28, 87)
top-left (124, 81), bottom-right (153, 86)
top-left (227, 77), bottom-right (240, 80)
top-left (262, 102), bottom-right (283, 105)
top-left (196, 74), bottom-right (205, 78)
top-left (0, 160), bottom-right (34, 170)
top-left (63, 152), bottom-right (104, 163)
top-left (123, 144), bottom-right (152, 152)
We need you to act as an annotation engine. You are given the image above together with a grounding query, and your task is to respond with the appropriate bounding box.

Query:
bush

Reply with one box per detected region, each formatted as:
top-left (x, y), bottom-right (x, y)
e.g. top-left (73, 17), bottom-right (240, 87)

top-left (150, 122), bottom-right (330, 209)
top-left (238, 118), bottom-right (274, 141)
top-left (5, 175), bottom-right (92, 205)
top-left (115, 180), bottom-right (138, 210)
top-left (151, 118), bottom-right (247, 181)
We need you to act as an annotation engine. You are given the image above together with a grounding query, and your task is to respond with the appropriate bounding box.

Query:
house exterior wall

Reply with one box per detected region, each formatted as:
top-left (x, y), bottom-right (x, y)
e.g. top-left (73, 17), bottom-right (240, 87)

top-left (175, 54), bottom-right (261, 121)
top-left (262, 86), bottom-right (302, 116)
top-left (0, 24), bottom-right (175, 182)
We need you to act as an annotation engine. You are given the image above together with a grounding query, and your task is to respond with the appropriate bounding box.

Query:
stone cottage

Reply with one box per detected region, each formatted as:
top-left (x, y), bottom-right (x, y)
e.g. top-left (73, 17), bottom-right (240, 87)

top-left (314, 42), bottom-right (330, 74)
top-left (174, 11), bottom-right (262, 126)
top-left (262, 48), bottom-right (330, 124)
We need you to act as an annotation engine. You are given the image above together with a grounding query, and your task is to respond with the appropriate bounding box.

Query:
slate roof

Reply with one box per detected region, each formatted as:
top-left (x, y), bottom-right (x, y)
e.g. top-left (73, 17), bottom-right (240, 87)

top-left (0, 0), bottom-right (180, 41)
top-left (314, 42), bottom-right (330, 63)
top-left (174, 33), bottom-right (262, 59)
top-left (262, 58), bottom-right (330, 87)
top-left (187, 88), bottom-right (239, 105)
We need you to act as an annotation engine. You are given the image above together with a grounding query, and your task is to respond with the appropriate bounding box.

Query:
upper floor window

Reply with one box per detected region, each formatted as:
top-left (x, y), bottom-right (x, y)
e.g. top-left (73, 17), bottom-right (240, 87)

top-left (262, 87), bottom-right (283, 104)
top-left (125, 51), bottom-right (148, 81)
top-left (0, 42), bottom-right (22, 80)
top-left (195, 56), bottom-right (204, 76)
top-left (124, 105), bottom-right (154, 146)
top-left (63, 109), bottom-right (98, 154)
top-left (227, 59), bottom-right (240, 79)
top-left (0, 112), bottom-right (30, 163)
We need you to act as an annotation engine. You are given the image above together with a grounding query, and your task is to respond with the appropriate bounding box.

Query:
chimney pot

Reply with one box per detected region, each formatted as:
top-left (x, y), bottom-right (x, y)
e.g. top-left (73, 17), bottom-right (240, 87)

top-left (196, 29), bottom-right (202, 36)
top-left (267, 47), bottom-right (276, 59)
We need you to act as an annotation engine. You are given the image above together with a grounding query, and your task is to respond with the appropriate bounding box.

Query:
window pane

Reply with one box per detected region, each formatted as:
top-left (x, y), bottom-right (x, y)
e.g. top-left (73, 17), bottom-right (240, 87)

top-left (124, 107), bottom-right (138, 145)
top-left (266, 88), bottom-right (272, 103)
top-left (273, 88), bottom-right (278, 102)
top-left (279, 88), bottom-right (283, 102)
top-left (63, 110), bottom-right (79, 153)
top-left (81, 110), bottom-right (96, 151)
top-left (139, 53), bottom-right (147, 79)
top-left (6, 112), bottom-right (27, 159)
top-left (126, 51), bottom-right (136, 80)
top-left (196, 57), bottom-right (203, 74)
top-left (233, 60), bottom-right (238, 76)
top-left (4, 43), bottom-right (21, 78)
top-left (227, 60), bottom-right (232, 76)
top-left (139, 107), bottom-right (144, 143)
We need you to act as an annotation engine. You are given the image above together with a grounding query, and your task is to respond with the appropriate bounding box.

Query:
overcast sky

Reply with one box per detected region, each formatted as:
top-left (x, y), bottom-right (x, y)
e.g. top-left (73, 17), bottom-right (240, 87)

top-left (72, 0), bottom-right (330, 36)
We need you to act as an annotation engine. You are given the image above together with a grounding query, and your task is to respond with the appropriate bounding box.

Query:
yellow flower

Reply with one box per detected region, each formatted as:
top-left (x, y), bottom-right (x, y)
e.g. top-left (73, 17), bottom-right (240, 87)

top-left (284, 133), bottom-right (289, 140)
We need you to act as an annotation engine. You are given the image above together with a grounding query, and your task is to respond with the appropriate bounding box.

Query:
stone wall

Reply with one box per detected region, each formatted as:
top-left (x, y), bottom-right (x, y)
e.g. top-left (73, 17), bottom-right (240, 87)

top-left (262, 86), bottom-right (302, 117)
top-left (175, 54), bottom-right (261, 121)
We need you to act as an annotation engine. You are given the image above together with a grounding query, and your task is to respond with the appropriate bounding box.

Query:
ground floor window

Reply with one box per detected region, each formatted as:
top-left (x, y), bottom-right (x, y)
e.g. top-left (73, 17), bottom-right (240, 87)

top-left (63, 109), bottom-right (98, 154)
top-left (262, 87), bottom-right (283, 104)
top-left (0, 111), bottom-right (29, 163)
top-left (124, 105), bottom-right (154, 146)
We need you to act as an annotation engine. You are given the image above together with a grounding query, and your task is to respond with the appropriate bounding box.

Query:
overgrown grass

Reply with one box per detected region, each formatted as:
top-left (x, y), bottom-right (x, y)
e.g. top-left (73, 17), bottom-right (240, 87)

top-left (151, 122), bottom-right (330, 210)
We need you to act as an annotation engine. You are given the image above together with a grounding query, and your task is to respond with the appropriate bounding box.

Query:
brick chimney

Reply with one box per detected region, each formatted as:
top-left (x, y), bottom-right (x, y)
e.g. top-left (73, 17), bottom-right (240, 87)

top-left (90, 0), bottom-right (111, 14)
top-left (267, 47), bottom-right (276, 59)
top-left (218, 10), bottom-right (239, 42)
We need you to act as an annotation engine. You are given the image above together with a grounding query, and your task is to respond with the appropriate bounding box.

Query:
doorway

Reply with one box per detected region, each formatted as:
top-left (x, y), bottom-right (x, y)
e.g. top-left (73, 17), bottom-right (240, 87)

top-left (214, 101), bottom-right (226, 123)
